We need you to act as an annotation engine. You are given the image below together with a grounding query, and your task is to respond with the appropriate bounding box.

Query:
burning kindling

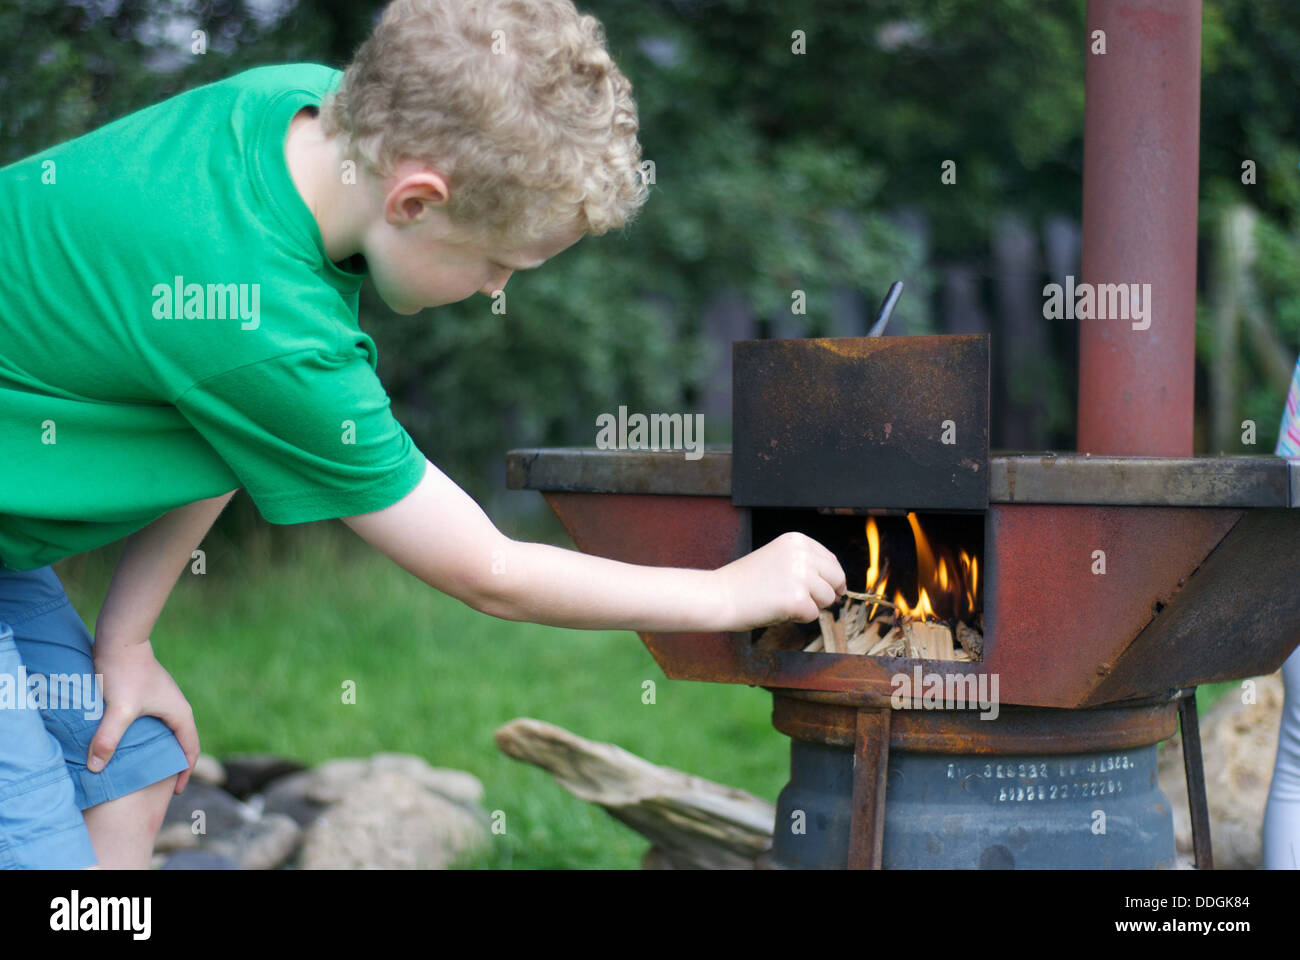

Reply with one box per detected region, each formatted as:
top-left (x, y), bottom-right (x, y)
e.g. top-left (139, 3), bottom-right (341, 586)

top-left (759, 514), bottom-right (984, 662)
top-left (795, 592), bottom-right (981, 662)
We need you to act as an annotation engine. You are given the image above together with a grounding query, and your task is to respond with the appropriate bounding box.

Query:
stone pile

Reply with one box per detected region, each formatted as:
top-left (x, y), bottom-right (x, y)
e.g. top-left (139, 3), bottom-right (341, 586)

top-left (152, 752), bottom-right (491, 870)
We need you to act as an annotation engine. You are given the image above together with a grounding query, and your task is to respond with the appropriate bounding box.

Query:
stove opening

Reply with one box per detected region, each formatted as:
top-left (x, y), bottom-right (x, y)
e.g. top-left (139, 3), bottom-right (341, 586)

top-left (750, 509), bottom-right (985, 662)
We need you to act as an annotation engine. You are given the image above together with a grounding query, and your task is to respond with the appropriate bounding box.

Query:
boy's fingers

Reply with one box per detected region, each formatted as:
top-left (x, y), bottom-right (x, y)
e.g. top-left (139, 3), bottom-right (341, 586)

top-left (160, 707), bottom-right (200, 795)
top-left (806, 573), bottom-right (835, 610)
top-left (813, 554), bottom-right (846, 598)
top-left (86, 702), bottom-right (135, 772)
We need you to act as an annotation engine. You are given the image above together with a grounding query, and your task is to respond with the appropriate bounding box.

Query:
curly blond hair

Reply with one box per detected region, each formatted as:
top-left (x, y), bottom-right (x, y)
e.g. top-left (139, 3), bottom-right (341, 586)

top-left (320, 0), bottom-right (649, 245)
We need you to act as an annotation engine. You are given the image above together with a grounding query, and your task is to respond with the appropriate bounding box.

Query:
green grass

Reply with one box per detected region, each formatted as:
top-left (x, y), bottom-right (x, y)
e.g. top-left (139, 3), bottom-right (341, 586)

top-left (52, 521), bottom-right (788, 870)
top-left (51, 519), bottom-right (1240, 868)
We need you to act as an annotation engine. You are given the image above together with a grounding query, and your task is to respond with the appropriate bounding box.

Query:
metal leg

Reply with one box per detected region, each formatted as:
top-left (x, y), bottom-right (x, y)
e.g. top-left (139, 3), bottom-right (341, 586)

top-left (1178, 688), bottom-right (1214, 869)
top-left (848, 707), bottom-right (891, 869)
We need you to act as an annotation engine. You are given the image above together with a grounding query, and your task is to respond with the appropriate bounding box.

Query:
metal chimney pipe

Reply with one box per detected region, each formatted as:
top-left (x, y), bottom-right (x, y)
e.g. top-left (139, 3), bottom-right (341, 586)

top-left (1078, 0), bottom-right (1202, 456)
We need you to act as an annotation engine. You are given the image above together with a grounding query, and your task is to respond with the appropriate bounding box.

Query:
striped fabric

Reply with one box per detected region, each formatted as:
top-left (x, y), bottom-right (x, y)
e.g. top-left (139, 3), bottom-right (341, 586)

top-left (1279, 357), bottom-right (1300, 457)
top-left (1267, 354), bottom-right (1300, 869)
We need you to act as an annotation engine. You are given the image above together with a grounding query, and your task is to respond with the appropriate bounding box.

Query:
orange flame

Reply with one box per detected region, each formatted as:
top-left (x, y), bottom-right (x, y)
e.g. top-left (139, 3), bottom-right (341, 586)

top-left (959, 551), bottom-right (979, 615)
top-left (866, 514), bottom-right (980, 623)
top-left (865, 518), bottom-right (883, 619)
top-left (907, 512), bottom-right (936, 593)
top-left (865, 518), bottom-right (881, 592)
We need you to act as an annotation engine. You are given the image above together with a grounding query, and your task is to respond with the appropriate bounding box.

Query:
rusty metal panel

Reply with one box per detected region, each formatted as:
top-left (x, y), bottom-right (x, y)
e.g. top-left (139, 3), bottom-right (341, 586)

top-left (770, 691), bottom-right (1179, 753)
top-left (540, 492), bottom-right (756, 685)
top-left (983, 505), bottom-right (1241, 707)
top-left (732, 336), bottom-right (989, 510)
top-left (990, 455), bottom-right (1289, 507)
top-left (508, 448), bottom-right (732, 496)
top-left (646, 630), bottom-right (994, 698)
top-left (541, 492), bottom-right (746, 568)
top-left (533, 474), bottom-right (1277, 713)
top-left (1086, 509), bottom-right (1300, 704)
top-left (511, 447), bottom-right (1291, 506)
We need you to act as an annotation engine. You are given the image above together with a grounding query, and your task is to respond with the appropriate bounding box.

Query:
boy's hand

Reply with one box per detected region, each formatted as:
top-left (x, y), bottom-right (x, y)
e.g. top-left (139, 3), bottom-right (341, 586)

top-left (713, 532), bottom-right (847, 631)
top-left (89, 639), bottom-right (199, 795)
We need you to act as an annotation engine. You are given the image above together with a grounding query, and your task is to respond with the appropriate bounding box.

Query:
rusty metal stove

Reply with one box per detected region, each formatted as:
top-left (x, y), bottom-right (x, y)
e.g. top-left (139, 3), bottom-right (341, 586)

top-left (503, 0), bottom-right (1294, 869)
top-left (505, 341), bottom-right (1300, 868)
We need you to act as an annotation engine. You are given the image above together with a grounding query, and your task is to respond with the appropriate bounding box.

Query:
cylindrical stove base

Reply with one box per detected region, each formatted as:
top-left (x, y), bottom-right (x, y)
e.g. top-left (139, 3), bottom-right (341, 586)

top-left (768, 737), bottom-right (1175, 869)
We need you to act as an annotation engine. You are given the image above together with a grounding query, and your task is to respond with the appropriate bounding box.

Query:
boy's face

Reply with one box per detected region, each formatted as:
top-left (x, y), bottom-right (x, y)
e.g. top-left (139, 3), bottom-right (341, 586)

top-left (363, 165), bottom-right (584, 314)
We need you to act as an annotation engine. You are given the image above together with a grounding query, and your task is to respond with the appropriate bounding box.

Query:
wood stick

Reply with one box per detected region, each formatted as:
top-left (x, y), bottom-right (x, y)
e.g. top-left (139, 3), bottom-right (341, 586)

top-left (819, 610), bottom-right (841, 654)
top-left (956, 621), bottom-right (984, 659)
top-left (903, 621), bottom-right (954, 660)
top-left (842, 591), bottom-right (897, 609)
top-left (845, 634), bottom-right (871, 655)
top-left (933, 623), bottom-right (955, 660)
top-left (494, 718), bottom-right (774, 869)
top-left (842, 599), bottom-right (867, 643)
top-left (866, 627), bottom-right (903, 657)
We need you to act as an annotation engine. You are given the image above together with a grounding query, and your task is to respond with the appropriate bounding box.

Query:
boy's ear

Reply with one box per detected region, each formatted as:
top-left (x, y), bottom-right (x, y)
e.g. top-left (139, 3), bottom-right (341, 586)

top-left (384, 170), bottom-right (451, 225)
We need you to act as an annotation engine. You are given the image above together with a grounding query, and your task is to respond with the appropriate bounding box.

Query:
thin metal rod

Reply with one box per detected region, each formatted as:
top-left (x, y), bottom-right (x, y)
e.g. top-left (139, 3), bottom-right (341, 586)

top-left (848, 707), bottom-right (891, 869)
top-left (1178, 688), bottom-right (1214, 869)
top-left (867, 281), bottom-right (904, 337)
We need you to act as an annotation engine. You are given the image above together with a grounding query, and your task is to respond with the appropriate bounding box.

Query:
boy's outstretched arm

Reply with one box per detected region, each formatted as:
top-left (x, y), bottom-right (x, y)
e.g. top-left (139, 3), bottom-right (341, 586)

top-left (343, 459), bottom-right (846, 633)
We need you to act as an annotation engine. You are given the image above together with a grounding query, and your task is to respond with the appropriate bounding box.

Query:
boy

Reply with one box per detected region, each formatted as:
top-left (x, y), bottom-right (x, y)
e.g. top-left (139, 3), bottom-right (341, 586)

top-left (0, 0), bottom-right (844, 869)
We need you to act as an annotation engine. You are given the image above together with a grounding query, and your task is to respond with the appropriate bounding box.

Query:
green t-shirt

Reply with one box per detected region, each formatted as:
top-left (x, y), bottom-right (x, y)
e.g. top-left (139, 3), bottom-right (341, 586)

top-left (0, 64), bottom-right (428, 571)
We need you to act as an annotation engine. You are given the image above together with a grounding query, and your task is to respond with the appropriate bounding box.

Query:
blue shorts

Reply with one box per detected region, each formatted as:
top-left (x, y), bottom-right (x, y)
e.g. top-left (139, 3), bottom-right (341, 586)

top-left (0, 566), bottom-right (189, 869)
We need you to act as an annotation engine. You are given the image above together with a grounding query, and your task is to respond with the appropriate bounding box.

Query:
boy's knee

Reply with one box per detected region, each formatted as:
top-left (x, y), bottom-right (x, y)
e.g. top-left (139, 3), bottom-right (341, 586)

top-left (144, 774), bottom-right (179, 833)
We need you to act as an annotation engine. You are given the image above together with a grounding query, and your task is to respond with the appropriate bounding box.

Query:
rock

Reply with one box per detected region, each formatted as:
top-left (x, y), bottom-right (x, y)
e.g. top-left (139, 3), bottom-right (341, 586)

top-left (190, 753), bottom-right (226, 788)
top-left (304, 754), bottom-right (485, 809)
top-left (159, 781), bottom-right (257, 853)
top-left (156, 752), bottom-right (490, 868)
top-left (205, 813), bottom-right (301, 870)
top-left (153, 821), bottom-right (202, 854)
top-left (298, 771), bottom-right (489, 869)
top-left (159, 849), bottom-right (240, 870)
top-left (371, 753), bottom-right (485, 808)
top-left (258, 771), bottom-right (328, 830)
top-left (220, 753), bottom-right (308, 799)
top-left (299, 759), bottom-right (370, 804)
top-left (1157, 672), bottom-right (1285, 869)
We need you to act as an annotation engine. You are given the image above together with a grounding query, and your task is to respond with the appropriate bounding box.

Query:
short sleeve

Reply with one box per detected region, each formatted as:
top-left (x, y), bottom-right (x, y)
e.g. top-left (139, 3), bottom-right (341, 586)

top-left (173, 348), bottom-right (428, 523)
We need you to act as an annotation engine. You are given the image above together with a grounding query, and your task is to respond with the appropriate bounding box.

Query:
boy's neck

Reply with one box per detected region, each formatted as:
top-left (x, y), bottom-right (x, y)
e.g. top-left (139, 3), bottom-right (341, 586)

top-left (284, 106), bottom-right (369, 266)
